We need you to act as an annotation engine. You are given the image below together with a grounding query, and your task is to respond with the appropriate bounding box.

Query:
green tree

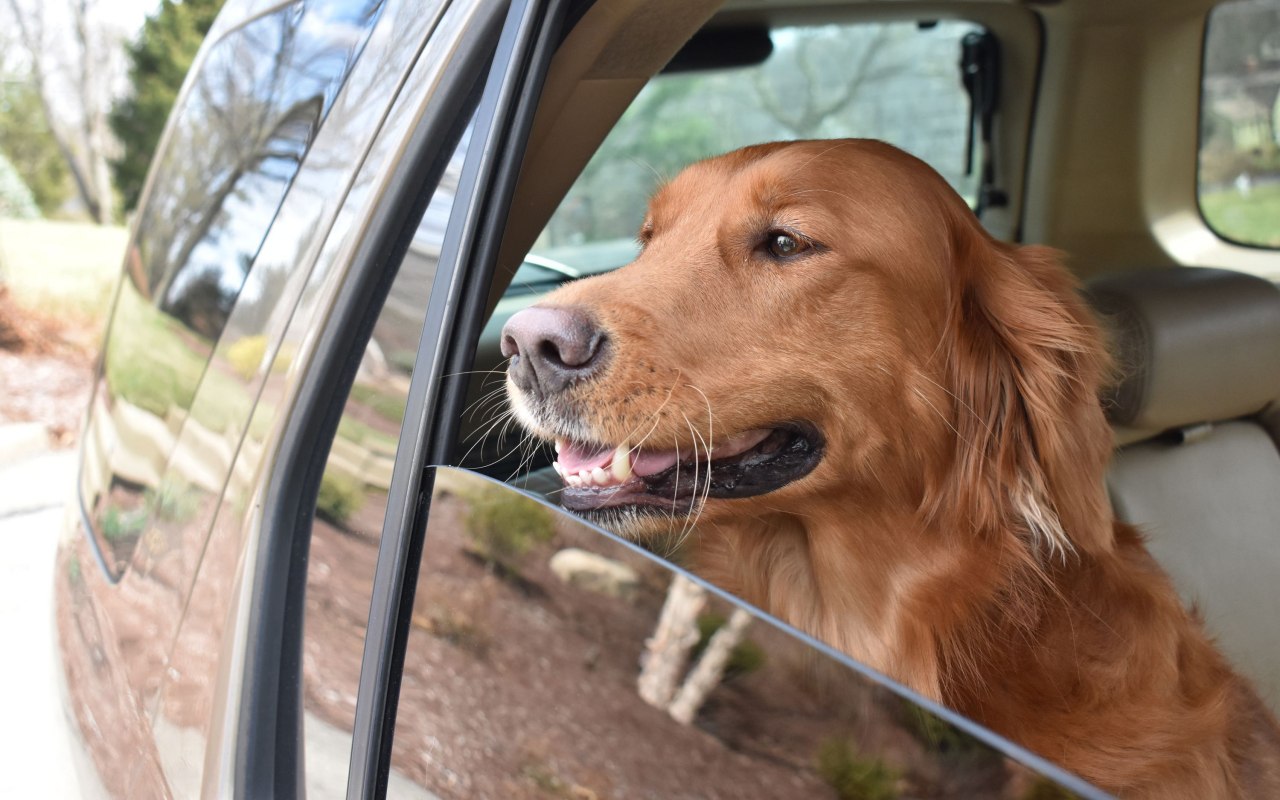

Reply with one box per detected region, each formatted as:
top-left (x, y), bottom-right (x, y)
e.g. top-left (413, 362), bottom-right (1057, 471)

top-left (110, 0), bottom-right (224, 212)
top-left (0, 80), bottom-right (70, 215)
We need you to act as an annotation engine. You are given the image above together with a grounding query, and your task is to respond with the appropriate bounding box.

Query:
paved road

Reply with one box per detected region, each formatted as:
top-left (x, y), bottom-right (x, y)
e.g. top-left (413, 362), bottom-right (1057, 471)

top-left (0, 439), bottom-right (83, 799)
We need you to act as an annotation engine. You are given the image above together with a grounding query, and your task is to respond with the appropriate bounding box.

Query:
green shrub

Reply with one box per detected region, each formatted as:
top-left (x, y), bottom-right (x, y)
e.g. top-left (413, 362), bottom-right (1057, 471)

top-left (463, 485), bottom-right (556, 569)
top-left (1022, 777), bottom-right (1079, 800)
top-left (100, 504), bottom-right (146, 542)
top-left (316, 470), bottom-right (364, 527)
top-left (899, 703), bottom-right (987, 758)
top-left (144, 480), bottom-right (198, 524)
top-left (694, 612), bottom-right (766, 677)
top-left (0, 152), bottom-right (40, 219)
top-left (227, 335), bottom-right (269, 379)
top-left (416, 604), bottom-right (490, 658)
top-left (350, 383), bottom-right (408, 424)
top-left (816, 738), bottom-right (899, 800)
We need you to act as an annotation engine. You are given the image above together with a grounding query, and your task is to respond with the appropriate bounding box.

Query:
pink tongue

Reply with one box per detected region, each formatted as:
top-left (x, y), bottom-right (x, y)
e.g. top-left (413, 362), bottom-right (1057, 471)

top-left (556, 443), bottom-right (679, 477)
top-left (557, 442), bottom-right (612, 474)
top-left (557, 429), bottom-right (772, 479)
top-left (631, 451), bottom-right (681, 477)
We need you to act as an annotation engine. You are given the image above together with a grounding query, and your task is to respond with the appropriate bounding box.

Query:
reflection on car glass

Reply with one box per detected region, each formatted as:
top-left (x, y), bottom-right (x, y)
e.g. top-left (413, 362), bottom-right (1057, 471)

top-left (383, 469), bottom-right (1091, 798)
top-left (84, 0), bottom-right (385, 575)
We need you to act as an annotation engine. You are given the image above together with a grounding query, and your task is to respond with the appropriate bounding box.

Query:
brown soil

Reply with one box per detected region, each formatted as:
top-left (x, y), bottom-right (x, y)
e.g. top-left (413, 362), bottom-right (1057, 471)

top-left (302, 484), bottom-right (1038, 799)
top-left (0, 288), bottom-right (95, 444)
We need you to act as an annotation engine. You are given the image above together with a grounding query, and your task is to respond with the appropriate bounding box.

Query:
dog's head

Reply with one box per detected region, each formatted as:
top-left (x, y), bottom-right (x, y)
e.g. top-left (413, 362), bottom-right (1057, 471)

top-left (503, 140), bottom-right (1114, 558)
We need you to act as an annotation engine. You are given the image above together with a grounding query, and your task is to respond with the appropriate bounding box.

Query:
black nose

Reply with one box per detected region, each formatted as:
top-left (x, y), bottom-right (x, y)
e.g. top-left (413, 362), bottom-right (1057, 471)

top-left (501, 306), bottom-right (608, 395)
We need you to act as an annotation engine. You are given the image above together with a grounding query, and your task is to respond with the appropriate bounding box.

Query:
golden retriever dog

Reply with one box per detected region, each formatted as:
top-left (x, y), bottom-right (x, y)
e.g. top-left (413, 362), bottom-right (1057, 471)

top-left (500, 139), bottom-right (1280, 797)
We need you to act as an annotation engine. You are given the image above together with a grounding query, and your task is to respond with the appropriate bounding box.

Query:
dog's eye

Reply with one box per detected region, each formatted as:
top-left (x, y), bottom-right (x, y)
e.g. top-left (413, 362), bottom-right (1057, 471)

top-left (765, 231), bottom-right (809, 259)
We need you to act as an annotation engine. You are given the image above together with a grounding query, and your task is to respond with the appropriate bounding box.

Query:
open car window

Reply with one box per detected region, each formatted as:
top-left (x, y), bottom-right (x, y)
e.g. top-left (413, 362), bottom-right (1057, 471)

top-left (517, 18), bottom-right (986, 292)
top-left (300, 3), bottom-right (1102, 796)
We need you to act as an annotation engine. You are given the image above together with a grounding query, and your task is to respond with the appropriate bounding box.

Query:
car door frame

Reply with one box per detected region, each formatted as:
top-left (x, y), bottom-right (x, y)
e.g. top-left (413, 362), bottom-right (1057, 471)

top-left (338, 0), bottom-right (588, 795)
top-left (227, 0), bottom-right (524, 797)
top-left (249, 0), bottom-right (1110, 796)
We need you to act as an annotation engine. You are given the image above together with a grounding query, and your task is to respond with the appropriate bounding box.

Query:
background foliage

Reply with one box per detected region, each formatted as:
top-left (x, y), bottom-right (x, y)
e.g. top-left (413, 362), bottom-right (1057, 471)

top-left (0, 82), bottom-right (69, 216)
top-left (110, 0), bottom-right (224, 213)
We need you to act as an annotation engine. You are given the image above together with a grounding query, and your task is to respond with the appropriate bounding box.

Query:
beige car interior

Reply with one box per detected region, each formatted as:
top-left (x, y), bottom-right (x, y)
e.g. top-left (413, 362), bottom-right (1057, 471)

top-left (484, 0), bottom-right (1280, 710)
top-left (1089, 269), bottom-right (1280, 712)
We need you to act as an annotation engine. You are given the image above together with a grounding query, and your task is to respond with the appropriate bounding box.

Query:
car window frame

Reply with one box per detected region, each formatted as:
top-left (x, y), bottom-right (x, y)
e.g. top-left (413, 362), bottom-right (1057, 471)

top-left (226, 2), bottom-right (512, 798)
top-left (343, 0), bottom-right (1108, 797)
top-left (339, 0), bottom-right (582, 795)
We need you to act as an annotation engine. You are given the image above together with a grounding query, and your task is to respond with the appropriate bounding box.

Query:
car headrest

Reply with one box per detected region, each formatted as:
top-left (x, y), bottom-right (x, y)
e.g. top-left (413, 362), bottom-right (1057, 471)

top-left (1087, 267), bottom-right (1280, 436)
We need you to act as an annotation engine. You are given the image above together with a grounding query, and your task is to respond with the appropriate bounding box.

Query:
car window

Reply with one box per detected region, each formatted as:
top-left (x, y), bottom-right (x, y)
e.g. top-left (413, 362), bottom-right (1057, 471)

top-left (303, 126), bottom-right (472, 798)
top-left (78, 0), bottom-right (384, 576)
top-left (59, 0), bottom-right (463, 792)
top-left (1198, 0), bottom-right (1280, 249)
top-left (382, 468), bottom-right (1099, 799)
top-left (521, 19), bottom-right (985, 286)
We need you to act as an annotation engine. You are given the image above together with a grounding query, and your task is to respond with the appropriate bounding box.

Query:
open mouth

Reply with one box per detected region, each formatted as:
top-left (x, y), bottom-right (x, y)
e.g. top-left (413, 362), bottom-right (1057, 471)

top-left (551, 423), bottom-right (824, 515)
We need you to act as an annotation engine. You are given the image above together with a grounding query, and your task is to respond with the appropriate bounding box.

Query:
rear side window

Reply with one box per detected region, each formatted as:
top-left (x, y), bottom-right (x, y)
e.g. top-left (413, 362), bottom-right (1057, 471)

top-left (1199, 0), bottom-right (1280, 249)
top-left (81, 0), bottom-right (384, 575)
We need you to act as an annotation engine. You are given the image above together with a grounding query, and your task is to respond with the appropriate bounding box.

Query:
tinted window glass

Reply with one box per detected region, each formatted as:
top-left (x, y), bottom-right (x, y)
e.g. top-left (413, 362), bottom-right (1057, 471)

top-left (1199, 0), bottom-right (1280, 250)
top-left (386, 469), bottom-right (1097, 799)
top-left (83, 0), bottom-right (383, 574)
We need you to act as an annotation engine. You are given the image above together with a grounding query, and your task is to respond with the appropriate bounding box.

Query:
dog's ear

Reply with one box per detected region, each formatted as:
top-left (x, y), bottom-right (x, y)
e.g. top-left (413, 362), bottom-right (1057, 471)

top-left (938, 236), bottom-right (1115, 559)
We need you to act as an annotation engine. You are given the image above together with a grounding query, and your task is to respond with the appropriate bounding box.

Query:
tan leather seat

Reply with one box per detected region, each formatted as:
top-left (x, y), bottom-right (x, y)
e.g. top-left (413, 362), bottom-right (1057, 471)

top-left (1088, 267), bottom-right (1280, 713)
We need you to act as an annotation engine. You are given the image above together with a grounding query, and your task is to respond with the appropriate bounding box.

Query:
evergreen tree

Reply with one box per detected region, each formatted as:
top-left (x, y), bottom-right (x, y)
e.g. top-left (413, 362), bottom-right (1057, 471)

top-left (109, 0), bottom-right (223, 213)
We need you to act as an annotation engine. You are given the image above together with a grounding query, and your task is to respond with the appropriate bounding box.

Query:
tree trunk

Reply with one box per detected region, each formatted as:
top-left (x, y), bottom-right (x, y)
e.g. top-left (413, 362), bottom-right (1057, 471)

top-left (71, 0), bottom-right (116, 224)
top-left (5, 0), bottom-right (119, 224)
top-left (668, 608), bottom-right (752, 725)
top-left (637, 574), bottom-right (707, 708)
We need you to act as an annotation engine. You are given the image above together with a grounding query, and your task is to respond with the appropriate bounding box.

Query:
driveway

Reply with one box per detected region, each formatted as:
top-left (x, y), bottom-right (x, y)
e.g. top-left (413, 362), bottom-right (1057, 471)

top-left (0, 426), bottom-right (84, 798)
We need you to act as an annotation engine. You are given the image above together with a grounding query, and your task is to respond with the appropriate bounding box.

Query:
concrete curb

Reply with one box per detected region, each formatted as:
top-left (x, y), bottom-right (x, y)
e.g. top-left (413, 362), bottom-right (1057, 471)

top-left (0, 424), bottom-right (73, 519)
top-left (0, 422), bottom-right (51, 467)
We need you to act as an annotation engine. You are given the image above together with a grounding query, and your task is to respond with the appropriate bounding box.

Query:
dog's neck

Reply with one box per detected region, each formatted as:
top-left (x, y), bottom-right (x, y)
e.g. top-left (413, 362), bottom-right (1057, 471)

top-left (692, 506), bottom-right (1265, 796)
top-left (692, 505), bottom-right (1152, 706)
top-left (693, 507), bottom-right (970, 699)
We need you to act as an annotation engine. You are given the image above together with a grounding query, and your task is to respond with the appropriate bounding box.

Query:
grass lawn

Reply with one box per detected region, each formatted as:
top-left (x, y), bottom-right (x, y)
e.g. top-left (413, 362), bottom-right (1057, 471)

top-left (105, 281), bottom-right (256, 433)
top-left (0, 217), bottom-right (258, 433)
top-left (1200, 183), bottom-right (1280, 249)
top-left (0, 218), bottom-right (126, 332)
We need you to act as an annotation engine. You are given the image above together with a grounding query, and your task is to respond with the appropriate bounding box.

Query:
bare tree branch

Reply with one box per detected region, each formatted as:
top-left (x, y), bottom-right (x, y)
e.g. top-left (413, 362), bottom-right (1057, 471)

top-left (668, 608), bottom-right (753, 725)
top-left (3, 0), bottom-right (121, 223)
top-left (753, 28), bottom-right (900, 138)
top-left (637, 575), bottom-right (707, 708)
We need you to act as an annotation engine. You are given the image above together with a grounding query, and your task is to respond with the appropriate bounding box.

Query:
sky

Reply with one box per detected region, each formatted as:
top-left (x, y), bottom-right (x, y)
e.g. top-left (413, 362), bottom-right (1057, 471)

top-left (117, 0), bottom-right (161, 31)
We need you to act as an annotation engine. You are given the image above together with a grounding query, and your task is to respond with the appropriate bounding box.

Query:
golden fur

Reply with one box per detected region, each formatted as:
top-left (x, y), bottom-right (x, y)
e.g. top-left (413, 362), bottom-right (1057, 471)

top-left (511, 140), bottom-right (1280, 797)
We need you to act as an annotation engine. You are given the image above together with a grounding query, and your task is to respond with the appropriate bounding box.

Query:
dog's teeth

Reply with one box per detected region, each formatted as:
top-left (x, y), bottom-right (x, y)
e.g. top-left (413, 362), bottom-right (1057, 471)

top-left (612, 443), bottom-right (632, 481)
top-left (552, 462), bottom-right (564, 477)
top-left (555, 439), bottom-right (565, 453)
top-left (566, 474), bottom-right (582, 488)
top-left (591, 467), bottom-right (609, 485)
top-left (578, 470), bottom-right (591, 485)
